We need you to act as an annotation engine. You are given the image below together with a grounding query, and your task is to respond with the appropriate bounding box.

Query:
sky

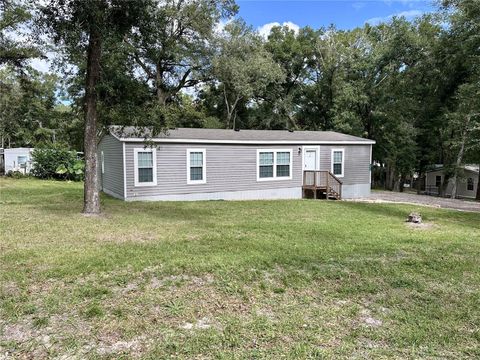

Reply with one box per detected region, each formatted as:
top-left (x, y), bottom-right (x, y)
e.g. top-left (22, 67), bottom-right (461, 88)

top-left (27, 0), bottom-right (437, 73)
top-left (237, 0), bottom-right (436, 36)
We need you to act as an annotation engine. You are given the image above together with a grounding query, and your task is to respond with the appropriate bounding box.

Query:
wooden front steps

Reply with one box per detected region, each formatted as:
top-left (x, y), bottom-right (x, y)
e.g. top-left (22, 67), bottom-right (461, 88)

top-left (302, 171), bottom-right (342, 200)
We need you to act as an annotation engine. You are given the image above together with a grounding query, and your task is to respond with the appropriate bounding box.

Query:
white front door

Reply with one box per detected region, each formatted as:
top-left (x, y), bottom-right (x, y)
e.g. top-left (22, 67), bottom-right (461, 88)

top-left (304, 149), bottom-right (318, 170)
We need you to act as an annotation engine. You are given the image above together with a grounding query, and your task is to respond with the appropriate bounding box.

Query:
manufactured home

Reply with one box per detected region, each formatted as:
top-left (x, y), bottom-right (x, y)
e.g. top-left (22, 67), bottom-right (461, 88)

top-left (425, 165), bottom-right (479, 199)
top-left (98, 127), bottom-right (375, 201)
top-left (1, 148), bottom-right (34, 174)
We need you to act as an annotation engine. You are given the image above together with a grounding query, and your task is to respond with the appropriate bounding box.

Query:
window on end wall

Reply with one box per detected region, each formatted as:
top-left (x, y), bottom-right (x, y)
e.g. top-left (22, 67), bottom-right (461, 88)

top-left (257, 150), bottom-right (292, 181)
top-left (467, 177), bottom-right (474, 191)
top-left (17, 156), bottom-right (27, 167)
top-left (435, 175), bottom-right (442, 188)
top-left (134, 148), bottom-right (157, 186)
top-left (187, 149), bottom-right (206, 184)
top-left (331, 149), bottom-right (344, 177)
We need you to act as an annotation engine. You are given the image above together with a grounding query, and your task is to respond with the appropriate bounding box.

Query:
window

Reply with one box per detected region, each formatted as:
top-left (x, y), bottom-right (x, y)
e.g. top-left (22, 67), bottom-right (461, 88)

top-left (259, 152), bottom-right (274, 178)
top-left (134, 148), bottom-right (157, 186)
top-left (187, 149), bottom-right (206, 184)
top-left (101, 151), bottom-right (104, 174)
top-left (276, 152), bottom-right (291, 177)
top-left (257, 149), bottom-right (292, 181)
top-left (17, 155), bottom-right (27, 167)
top-left (435, 175), bottom-right (442, 188)
top-left (331, 149), bottom-right (344, 177)
top-left (467, 177), bottom-right (474, 191)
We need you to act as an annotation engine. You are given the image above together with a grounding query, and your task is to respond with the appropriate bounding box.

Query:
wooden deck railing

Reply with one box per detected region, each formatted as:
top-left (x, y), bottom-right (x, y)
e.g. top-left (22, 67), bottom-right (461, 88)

top-left (303, 170), bottom-right (343, 199)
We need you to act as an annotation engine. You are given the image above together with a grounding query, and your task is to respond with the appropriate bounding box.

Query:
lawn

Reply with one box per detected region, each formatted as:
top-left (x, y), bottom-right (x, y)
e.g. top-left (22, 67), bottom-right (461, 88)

top-left (1, 178), bottom-right (479, 359)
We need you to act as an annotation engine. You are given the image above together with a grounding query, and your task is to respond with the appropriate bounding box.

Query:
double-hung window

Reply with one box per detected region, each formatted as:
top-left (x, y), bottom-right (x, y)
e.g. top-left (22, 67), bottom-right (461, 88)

top-left (467, 177), bottom-right (474, 191)
top-left (331, 149), bottom-right (344, 177)
top-left (134, 148), bottom-right (157, 186)
top-left (259, 152), bottom-right (274, 178)
top-left (257, 149), bottom-right (292, 181)
top-left (187, 149), bottom-right (206, 184)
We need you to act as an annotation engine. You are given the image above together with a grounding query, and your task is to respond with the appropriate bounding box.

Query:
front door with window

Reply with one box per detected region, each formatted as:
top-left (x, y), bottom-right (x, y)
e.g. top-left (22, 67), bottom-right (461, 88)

top-left (304, 149), bottom-right (318, 171)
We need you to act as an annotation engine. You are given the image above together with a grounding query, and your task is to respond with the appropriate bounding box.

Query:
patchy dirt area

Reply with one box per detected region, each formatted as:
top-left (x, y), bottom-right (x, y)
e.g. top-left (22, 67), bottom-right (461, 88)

top-left (405, 221), bottom-right (437, 230)
top-left (350, 191), bottom-right (480, 212)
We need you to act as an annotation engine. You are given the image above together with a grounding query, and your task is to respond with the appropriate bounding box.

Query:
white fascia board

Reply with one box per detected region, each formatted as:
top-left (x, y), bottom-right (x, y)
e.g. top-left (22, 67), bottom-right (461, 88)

top-left (116, 138), bottom-right (376, 145)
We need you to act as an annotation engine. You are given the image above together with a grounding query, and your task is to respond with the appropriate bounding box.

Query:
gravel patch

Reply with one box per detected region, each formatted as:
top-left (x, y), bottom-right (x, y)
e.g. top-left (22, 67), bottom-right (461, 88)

top-left (350, 191), bottom-right (480, 212)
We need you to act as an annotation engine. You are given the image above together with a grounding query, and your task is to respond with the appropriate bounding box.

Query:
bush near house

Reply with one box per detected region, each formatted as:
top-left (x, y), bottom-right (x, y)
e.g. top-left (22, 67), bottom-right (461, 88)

top-left (31, 145), bottom-right (84, 181)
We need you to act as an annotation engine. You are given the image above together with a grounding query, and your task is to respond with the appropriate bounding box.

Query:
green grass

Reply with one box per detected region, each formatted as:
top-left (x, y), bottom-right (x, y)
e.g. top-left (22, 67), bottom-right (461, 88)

top-left (1, 178), bottom-right (479, 359)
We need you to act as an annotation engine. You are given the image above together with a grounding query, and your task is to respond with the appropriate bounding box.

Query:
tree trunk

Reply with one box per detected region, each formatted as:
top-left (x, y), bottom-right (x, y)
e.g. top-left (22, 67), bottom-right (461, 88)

top-left (416, 171), bottom-right (423, 194)
top-left (156, 63), bottom-right (168, 106)
top-left (82, 26), bottom-right (102, 215)
top-left (450, 116), bottom-right (469, 199)
top-left (393, 177), bottom-right (401, 192)
top-left (223, 88), bottom-right (240, 129)
top-left (440, 175), bottom-right (449, 197)
top-left (476, 164), bottom-right (480, 200)
top-left (385, 164), bottom-right (395, 191)
top-left (399, 174), bottom-right (406, 192)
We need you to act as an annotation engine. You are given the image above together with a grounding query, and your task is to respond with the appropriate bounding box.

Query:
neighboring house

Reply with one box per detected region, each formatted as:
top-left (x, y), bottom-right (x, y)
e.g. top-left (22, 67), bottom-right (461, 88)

top-left (0, 149), bottom-right (3, 175)
top-left (98, 127), bottom-right (375, 201)
top-left (425, 165), bottom-right (479, 199)
top-left (2, 148), bottom-right (34, 174)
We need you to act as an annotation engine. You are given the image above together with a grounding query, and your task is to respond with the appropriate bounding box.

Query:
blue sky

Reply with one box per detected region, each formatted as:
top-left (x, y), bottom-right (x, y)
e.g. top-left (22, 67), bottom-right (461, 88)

top-left (236, 0), bottom-right (436, 33)
top-left (29, 0), bottom-right (437, 74)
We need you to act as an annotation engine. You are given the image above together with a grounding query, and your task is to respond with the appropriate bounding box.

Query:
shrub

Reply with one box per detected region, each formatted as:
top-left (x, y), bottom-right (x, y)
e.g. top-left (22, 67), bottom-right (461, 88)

top-left (31, 145), bottom-right (84, 181)
top-left (6, 170), bottom-right (31, 179)
top-left (55, 160), bottom-right (85, 180)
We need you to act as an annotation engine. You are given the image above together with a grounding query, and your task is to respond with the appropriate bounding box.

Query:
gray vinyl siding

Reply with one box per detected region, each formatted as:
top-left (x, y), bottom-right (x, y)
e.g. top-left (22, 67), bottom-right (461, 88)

top-left (319, 145), bottom-right (371, 185)
top-left (426, 169), bottom-right (478, 198)
top-left (124, 142), bottom-right (372, 199)
top-left (98, 135), bottom-right (124, 198)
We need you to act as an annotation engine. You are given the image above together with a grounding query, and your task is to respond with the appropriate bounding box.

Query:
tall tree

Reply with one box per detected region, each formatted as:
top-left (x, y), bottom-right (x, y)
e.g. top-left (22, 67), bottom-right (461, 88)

top-left (212, 20), bottom-right (284, 129)
top-left (0, 65), bottom-right (72, 147)
top-left (259, 25), bottom-right (316, 129)
top-left (0, 0), bottom-right (42, 67)
top-left (446, 82), bottom-right (480, 198)
top-left (123, 0), bottom-right (237, 106)
top-left (38, 0), bottom-right (147, 214)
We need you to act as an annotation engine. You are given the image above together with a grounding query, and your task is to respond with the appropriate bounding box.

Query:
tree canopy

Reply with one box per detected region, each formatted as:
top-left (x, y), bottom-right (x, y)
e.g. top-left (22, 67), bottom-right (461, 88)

top-left (2, 0), bottom-right (479, 201)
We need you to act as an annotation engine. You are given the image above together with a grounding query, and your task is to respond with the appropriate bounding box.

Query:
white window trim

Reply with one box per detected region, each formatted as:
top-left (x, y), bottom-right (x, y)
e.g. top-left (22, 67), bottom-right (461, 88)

top-left (256, 149), bottom-right (293, 182)
top-left (134, 148), bottom-right (157, 187)
top-left (187, 148), bottom-right (206, 185)
top-left (101, 151), bottom-right (105, 174)
top-left (331, 148), bottom-right (345, 178)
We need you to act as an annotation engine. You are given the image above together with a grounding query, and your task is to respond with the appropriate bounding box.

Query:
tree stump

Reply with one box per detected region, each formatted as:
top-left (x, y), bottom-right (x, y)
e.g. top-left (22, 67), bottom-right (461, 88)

top-left (407, 212), bottom-right (422, 224)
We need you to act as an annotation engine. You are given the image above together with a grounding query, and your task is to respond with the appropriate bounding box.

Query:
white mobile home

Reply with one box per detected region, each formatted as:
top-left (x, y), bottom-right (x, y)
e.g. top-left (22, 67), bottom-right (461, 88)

top-left (98, 127), bottom-right (375, 201)
top-left (2, 148), bottom-right (34, 174)
top-left (425, 165), bottom-right (479, 199)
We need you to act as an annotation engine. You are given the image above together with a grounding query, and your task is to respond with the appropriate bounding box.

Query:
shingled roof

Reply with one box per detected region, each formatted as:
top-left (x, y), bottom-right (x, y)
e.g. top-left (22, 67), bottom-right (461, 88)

top-left (109, 126), bottom-right (375, 144)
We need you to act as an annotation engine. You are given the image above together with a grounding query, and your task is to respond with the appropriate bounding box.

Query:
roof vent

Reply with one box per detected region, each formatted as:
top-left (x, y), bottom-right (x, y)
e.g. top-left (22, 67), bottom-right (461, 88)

top-left (234, 128), bottom-right (240, 132)
top-left (288, 129), bottom-right (294, 133)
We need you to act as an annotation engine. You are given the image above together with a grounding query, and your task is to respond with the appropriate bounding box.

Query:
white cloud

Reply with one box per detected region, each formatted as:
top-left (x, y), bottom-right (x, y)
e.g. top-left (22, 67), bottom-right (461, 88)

top-left (27, 50), bottom-right (58, 73)
top-left (352, 2), bottom-right (366, 11)
top-left (257, 21), bottom-right (300, 38)
top-left (214, 18), bottom-right (233, 34)
top-left (29, 58), bottom-right (50, 73)
top-left (365, 9), bottom-right (424, 25)
top-left (384, 0), bottom-right (419, 6)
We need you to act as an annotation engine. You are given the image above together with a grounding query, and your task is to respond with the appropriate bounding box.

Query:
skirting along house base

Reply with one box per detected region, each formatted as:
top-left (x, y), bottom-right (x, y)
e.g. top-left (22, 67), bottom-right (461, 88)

top-left (98, 127), bottom-right (375, 201)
